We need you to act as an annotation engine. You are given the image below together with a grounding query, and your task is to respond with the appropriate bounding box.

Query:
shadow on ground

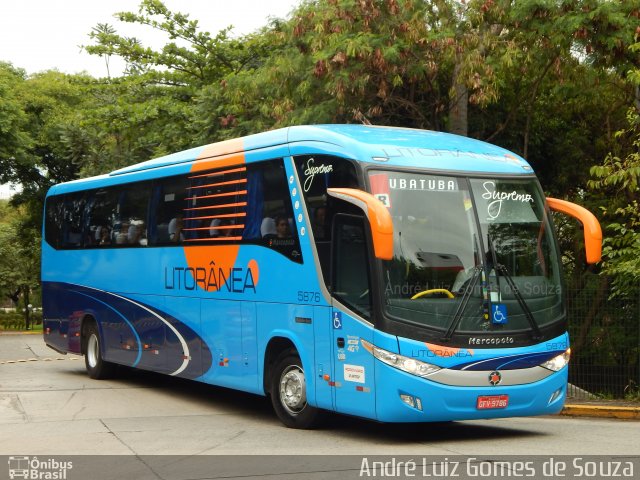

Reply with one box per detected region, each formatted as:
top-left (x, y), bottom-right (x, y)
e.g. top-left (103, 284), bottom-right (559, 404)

top-left (62, 364), bottom-right (548, 445)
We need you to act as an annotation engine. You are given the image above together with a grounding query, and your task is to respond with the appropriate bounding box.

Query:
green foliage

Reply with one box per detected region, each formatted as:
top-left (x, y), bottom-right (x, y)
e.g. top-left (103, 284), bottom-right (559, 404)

top-left (0, 311), bottom-right (43, 331)
top-left (0, 200), bottom-right (41, 329)
top-left (78, 0), bottom-right (275, 172)
top-left (0, 63), bottom-right (31, 180)
top-left (201, 0), bottom-right (518, 135)
top-left (0, 0), bottom-right (639, 314)
top-left (587, 34), bottom-right (640, 298)
top-left (589, 108), bottom-right (640, 296)
top-left (86, 0), bottom-right (265, 85)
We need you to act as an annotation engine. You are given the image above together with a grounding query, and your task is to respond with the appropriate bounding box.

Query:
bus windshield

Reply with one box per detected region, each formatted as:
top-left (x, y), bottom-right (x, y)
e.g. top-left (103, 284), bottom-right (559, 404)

top-left (369, 171), bottom-right (562, 337)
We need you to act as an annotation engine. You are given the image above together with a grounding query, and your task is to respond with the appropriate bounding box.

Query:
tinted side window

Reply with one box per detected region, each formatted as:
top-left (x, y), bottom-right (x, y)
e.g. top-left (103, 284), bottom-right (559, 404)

top-left (294, 155), bottom-right (361, 283)
top-left (252, 160), bottom-right (302, 263)
top-left (150, 176), bottom-right (189, 244)
top-left (46, 183), bottom-right (151, 250)
top-left (86, 188), bottom-right (119, 247)
top-left (61, 193), bottom-right (85, 249)
top-left (185, 165), bottom-right (247, 242)
top-left (44, 196), bottom-right (63, 249)
top-left (119, 185), bottom-right (150, 246)
top-left (333, 215), bottom-right (372, 318)
top-left (149, 160), bottom-right (302, 262)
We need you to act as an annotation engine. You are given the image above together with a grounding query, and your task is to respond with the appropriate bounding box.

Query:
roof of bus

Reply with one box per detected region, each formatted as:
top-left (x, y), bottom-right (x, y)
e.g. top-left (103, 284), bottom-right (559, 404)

top-left (289, 125), bottom-right (532, 173)
top-left (49, 125), bottom-right (533, 195)
top-left (111, 125), bottom-right (531, 175)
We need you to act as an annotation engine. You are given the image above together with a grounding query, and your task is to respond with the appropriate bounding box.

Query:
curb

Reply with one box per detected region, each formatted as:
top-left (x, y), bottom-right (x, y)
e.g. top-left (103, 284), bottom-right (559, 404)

top-left (561, 404), bottom-right (640, 420)
top-left (0, 330), bottom-right (42, 335)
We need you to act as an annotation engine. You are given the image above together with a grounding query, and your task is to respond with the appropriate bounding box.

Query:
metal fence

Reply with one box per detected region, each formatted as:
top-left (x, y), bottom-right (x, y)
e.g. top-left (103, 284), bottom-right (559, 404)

top-left (566, 276), bottom-right (640, 400)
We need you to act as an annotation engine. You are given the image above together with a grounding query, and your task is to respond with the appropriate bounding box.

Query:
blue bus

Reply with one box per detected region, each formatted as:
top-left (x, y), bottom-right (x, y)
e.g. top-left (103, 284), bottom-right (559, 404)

top-left (42, 125), bottom-right (601, 428)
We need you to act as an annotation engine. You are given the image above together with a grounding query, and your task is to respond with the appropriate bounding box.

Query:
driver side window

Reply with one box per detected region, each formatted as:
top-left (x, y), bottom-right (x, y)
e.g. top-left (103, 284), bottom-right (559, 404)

top-left (332, 215), bottom-right (372, 319)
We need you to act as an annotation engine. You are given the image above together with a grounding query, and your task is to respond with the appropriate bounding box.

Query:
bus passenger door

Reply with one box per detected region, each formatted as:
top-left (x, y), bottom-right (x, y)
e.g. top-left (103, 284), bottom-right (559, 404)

top-left (313, 305), bottom-right (334, 411)
top-left (330, 215), bottom-right (376, 419)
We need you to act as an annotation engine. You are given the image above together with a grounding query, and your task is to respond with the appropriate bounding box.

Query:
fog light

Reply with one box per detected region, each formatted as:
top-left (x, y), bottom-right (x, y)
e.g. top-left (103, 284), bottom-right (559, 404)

top-left (400, 394), bottom-right (423, 411)
top-left (548, 387), bottom-right (563, 405)
top-left (400, 394), bottom-right (415, 408)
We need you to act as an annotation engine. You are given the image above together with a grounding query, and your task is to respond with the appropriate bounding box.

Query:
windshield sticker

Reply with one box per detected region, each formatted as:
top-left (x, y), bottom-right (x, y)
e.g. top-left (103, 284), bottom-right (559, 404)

top-left (481, 181), bottom-right (533, 220)
top-left (302, 158), bottom-right (333, 192)
top-left (389, 177), bottom-right (457, 191)
top-left (370, 173), bottom-right (392, 208)
top-left (491, 304), bottom-right (508, 325)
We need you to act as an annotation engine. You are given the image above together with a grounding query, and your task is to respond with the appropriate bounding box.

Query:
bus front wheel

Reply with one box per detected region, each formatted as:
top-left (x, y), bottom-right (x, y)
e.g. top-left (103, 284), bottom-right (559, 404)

top-left (270, 351), bottom-right (323, 429)
top-left (84, 322), bottom-right (115, 379)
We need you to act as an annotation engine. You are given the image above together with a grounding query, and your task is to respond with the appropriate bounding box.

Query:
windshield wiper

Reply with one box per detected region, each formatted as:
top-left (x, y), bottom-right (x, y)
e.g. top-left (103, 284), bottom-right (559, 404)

top-left (442, 265), bottom-right (482, 342)
top-left (485, 233), bottom-right (542, 341)
top-left (493, 263), bottom-right (543, 341)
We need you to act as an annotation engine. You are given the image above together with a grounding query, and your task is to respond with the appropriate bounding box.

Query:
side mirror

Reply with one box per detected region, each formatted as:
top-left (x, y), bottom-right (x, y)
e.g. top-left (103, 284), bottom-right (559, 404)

top-left (327, 188), bottom-right (394, 260)
top-left (546, 197), bottom-right (602, 264)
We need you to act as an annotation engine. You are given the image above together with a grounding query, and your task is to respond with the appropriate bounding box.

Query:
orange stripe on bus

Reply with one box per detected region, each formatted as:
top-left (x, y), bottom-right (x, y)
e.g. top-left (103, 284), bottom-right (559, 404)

top-left (196, 138), bottom-right (244, 160)
top-left (183, 237), bottom-right (243, 242)
top-left (182, 225), bottom-right (245, 232)
top-left (186, 190), bottom-right (247, 201)
top-left (189, 166), bottom-right (247, 180)
top-left (191, 137), bottom-right (245, 174)
top-left (183, 202), bottom-right (247, 212)
top-left (187, 178), bottom-right (247, 190)
top-left (187, 213), bottom-right (247, 221)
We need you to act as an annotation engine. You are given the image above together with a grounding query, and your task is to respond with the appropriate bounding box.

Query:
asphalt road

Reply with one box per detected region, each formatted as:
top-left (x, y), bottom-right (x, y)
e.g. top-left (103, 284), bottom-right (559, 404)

top-left (1, 334), bottom-right (639, 459)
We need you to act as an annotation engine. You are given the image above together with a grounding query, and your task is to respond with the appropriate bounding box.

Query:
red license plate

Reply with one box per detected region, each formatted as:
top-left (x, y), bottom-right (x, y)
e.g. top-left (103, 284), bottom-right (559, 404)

top-left (477, 395), bottom-right (509, 410)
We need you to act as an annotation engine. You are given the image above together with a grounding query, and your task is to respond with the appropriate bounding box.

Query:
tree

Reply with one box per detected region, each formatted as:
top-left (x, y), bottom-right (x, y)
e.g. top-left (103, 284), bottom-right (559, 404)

top-left (81, 0), bottom-right (273, 171)
top-left (0, 64), bottom-right (31, 184)
top-left (85, 0), bottom-right (266, 87)
top-left (203, 0), bottom-right (464, 135)
top-left (0, 201), bottom-right (40, 329)
top-left (589, 90), bottom-right (640, 296)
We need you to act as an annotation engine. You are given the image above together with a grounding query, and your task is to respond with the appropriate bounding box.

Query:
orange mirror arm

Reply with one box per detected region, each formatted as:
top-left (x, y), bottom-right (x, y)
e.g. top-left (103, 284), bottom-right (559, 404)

top-left (547, 197), bottom-right (602, 264)
top-left (327, 188), bottom-right (394, 260)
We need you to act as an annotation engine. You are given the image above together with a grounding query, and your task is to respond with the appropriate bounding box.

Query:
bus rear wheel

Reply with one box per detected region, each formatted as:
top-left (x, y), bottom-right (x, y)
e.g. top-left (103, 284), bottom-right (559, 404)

top-left (270, 351), bottom-right (323, 429)
top-left (84, 322), bottom-right (115, 379)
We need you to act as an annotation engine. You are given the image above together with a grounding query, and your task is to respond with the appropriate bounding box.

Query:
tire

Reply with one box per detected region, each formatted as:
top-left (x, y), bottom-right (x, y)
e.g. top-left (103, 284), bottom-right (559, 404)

top-left (84, 321), bottom-right (116, 379)
top-left (270, 350), bottom-right (324, 429)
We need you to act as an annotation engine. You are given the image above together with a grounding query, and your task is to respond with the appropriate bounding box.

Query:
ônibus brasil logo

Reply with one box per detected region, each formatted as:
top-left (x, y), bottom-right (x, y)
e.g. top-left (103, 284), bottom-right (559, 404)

top-left (8, 456), bottom-right (73, 480)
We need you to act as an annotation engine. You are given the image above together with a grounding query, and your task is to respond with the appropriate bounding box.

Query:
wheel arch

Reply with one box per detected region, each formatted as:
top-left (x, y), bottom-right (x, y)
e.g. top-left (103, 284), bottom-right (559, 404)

top-left (80, 313), bottom-right (99, 355)
top-left (263, 336), bottom-right (298, 396)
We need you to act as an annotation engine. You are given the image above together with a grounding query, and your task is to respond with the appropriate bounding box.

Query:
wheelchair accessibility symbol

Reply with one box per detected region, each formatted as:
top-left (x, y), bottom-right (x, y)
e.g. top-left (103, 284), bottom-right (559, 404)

top-left (333, 312), bottom-right (342, 329)
top-left (492, 304), bottom-right (508, 325)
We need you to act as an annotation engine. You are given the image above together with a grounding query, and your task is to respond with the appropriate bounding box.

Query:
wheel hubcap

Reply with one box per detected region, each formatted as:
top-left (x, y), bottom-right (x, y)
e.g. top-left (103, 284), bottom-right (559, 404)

top-left (87, 333), bottom-right (98, 368)
top-left (279, 365), bottom-right (307, 415)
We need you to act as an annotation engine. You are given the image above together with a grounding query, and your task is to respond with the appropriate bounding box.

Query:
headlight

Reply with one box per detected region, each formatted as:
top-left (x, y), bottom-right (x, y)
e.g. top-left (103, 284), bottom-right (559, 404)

top-left (540, 348), bottom-right (571, 372)
top-left (361, 339), bottom-right (441, 377)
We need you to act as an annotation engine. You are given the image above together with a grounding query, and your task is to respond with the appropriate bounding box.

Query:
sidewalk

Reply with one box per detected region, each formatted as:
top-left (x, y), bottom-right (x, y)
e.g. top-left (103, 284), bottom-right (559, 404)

top-left (561, 399), bottom-right (640, 420)
top-left (0, 329), bottom-right (42, 335)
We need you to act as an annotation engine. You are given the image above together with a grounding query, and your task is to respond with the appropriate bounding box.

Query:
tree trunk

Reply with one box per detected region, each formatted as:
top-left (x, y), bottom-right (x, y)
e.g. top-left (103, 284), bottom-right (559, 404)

top-left (22, 287), bottom-right (31, 330)
top-left (573, 275), bottom-right (609, 354)
top-left (449, 58), bottom-right (468, 137)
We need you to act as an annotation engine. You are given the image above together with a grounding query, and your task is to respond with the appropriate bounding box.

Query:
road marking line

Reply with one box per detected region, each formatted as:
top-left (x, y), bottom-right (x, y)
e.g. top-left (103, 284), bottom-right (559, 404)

top-left (0, 356), bottom-right (80, 365)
